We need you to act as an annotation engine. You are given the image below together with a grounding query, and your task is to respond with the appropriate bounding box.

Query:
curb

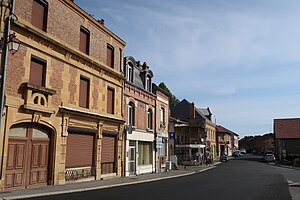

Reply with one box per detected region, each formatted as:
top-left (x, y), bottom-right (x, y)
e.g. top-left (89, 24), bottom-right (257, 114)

top-left (0, 165), bottom-right (217, 200)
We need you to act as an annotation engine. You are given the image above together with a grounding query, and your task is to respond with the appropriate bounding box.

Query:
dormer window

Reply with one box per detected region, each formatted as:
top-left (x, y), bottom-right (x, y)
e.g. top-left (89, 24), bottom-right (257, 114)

top-left (127, 62), bottom-right (133, 82)
top-left (146, 75), bottom-right (151, 92)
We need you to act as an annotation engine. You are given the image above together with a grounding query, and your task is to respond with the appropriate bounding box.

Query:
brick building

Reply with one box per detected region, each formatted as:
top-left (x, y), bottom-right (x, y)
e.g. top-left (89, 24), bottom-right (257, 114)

top-left (123, 56), bottom-right (156, 176)
top-left (0, 0), bottom-right (125, 191)
top-left (274, 118), bottom-right (300, 162)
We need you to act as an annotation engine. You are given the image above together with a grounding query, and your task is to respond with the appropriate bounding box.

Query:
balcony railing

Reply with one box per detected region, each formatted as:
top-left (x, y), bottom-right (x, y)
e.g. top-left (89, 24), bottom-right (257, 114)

top-left (23, 83), bottom-right (56, 114)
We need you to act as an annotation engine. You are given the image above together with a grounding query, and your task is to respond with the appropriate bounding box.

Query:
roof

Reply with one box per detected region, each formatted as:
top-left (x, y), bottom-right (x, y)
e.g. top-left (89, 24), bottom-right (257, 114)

top-left (216, 125), bottom-right (238, 136)
top-left (274, 118), bottom-right (300, 139)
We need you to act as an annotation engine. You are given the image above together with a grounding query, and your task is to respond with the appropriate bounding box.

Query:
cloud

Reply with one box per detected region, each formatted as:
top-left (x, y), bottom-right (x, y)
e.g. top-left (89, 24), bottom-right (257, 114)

top-left (213, 86), bottom-right (236, 96)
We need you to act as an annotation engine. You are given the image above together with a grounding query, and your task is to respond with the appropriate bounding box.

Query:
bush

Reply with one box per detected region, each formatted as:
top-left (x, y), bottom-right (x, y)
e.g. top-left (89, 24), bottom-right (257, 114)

top-left (293, 158), bottom-right (300, 167)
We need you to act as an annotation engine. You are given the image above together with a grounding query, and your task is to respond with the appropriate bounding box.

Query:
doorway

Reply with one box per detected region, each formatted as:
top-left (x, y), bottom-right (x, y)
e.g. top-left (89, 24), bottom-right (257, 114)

top-left (5, 125), bottom-right (51, 190)
top-left (128, 141), bottom-right (136, 175)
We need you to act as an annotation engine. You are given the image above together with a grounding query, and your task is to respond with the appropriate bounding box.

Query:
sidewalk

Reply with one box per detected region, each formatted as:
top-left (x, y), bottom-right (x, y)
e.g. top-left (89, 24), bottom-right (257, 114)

top-left (0, 162), bottom-right (221, 200)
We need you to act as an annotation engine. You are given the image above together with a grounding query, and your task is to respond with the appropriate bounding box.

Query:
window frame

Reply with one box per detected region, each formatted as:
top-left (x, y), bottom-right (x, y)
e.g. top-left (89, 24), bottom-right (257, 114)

top-left (106, 44), bottom-right (114, 68)
top-left (79, 76), bottom-right (90, 108)
top-left (79, 26), bottom-right (90, 55)
top-left (29, 55), bottom-right (46, 87)
top-left (147, 109), bottom-right (153, 129)
top-left (126, 62), bottom-right (133, 82)
top-left (160, 107), bottom-right (165, 125)
top-left (107, 87), bottom-right (115, 114)
top-left (31, 0), bottom-right (48, 31)
top-left (128, 102), bottom-right (135, 126)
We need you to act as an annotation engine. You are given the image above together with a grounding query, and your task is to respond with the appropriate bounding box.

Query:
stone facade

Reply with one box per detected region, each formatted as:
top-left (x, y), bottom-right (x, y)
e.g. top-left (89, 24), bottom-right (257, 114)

top-left (0, 0), bottom-right (125, 191)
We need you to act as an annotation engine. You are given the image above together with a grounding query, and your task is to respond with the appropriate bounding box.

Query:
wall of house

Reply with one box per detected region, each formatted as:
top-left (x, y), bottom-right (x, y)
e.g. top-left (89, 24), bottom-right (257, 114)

top-left (0, 0), bottom-right (125, 191)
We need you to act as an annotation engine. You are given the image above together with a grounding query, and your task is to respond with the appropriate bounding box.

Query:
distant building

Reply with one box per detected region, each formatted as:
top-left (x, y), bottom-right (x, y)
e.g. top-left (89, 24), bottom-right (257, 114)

top-left (274, 118), bottom-right (300, 162)
top-left (239, 133), bottom-right (274, 154)
top-left (216, 125), bottom-right (237, 157)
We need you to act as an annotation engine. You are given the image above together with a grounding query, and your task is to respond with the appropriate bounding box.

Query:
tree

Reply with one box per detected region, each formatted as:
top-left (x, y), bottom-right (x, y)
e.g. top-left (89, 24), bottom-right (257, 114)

top-left (158, 82), bottom-right (180, 106)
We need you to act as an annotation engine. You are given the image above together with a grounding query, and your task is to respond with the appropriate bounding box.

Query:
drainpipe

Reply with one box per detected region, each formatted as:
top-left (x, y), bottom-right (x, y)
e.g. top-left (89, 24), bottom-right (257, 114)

top-left (0, 0), bottom-right (14, 180)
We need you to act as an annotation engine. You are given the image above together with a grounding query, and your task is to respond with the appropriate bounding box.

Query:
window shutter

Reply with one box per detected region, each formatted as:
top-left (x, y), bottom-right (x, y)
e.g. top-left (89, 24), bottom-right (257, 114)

top-left (29, 58), bottom-right (45, 86)
top-left (80, 28), bottom-right (89, 54)
top-left (32, 0), bottom-right (46, 31)
top-left (107, 88), bottom-right (114, 114)
top-left (106, 46), bottom-right (114, 68)
top-left (79, 78), bottom-right (89, 108)
top-left (101, 136), bottom-right (116, 163)
top-left (66, 133), bottom-right (94, 168)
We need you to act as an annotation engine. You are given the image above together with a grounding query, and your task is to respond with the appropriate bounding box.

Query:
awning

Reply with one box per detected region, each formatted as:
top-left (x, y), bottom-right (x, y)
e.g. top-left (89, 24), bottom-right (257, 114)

top-left (175, 144), bottom-right (206, 148)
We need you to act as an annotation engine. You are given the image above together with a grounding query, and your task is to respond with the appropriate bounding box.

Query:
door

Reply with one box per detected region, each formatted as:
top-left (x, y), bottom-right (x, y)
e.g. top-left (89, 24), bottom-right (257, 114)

top-left (128, 147), bottom-right (136, 174)
top-left (5, 125), bottom-right (50, 190)
top-left (128, 141), bottom-right (136, 174)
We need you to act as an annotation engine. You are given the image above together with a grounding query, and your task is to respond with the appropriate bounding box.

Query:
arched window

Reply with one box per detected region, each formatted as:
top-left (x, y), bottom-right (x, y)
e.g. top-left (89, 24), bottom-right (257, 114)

top-left (128, 102), bottom-right (135, 126)
top-left (127, 62), bottom-right (133, 82)
top-left (147, 109), bottom-right (153, 129)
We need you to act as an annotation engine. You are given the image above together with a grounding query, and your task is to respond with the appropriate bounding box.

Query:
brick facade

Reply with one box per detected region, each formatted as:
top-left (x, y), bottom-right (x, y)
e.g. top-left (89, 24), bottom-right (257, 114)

top-left (0, 0), bottom-right (125, 191)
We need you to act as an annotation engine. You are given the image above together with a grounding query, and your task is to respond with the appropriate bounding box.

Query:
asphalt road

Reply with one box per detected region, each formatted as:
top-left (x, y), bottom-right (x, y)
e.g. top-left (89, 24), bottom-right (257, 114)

top-left (27, 155), bottom-right (292, 200)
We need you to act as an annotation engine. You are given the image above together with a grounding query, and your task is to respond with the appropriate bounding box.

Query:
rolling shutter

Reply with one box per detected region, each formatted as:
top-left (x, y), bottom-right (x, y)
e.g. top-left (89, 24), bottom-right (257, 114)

top-left (106, 45), bottom-right (114, 68)
top-left (101, 136), bottom-right (115, 163)
top-left (32, 0), bottom-right (47, 31)
top-left (29, 58), bottom-right (45, 86)
top-left (79, 77), bottom-right (89, 108)
top-left (66, 133), bottom-right (94, 168)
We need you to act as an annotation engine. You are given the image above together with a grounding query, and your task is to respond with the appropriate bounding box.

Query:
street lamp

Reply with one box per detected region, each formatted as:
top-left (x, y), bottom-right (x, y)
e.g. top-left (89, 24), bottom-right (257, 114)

top-left (1, 32), bottom-right (20, 55)
top-left (6, 33), bottom-right (20, 54)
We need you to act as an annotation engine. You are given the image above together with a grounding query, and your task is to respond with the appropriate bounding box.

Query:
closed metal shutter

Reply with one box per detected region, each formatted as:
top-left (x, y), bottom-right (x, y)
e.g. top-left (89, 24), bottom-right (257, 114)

top-left (101, 136), bottom-right (115, 163)
top-left (31, 0), bottom-right (47, 31)
top-left (106, 45), bottom-right (114, 68)
top-left (80, 27), bottom-right (89, 54)
top-left (66, 133), bottom-right (94, 168)
top-left (29, 57), bottom-right (45, 86)
top-left (79, 77), bottom-right (89, 108)
top-left (101, 135), bottom-right (116, 174)
top-left (107, 88), bottom-right (114, 114)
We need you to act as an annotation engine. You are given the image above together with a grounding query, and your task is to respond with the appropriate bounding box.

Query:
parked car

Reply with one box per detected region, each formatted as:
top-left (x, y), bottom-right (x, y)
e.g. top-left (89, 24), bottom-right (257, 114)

top-left (232, 150), bottom-right (241, 157)
top-left (220, 154), bottom-right (229, 162)
top-left (264, 154), bottom-right (276, 162)
top-left (240, 148), bottom-right (246, 155)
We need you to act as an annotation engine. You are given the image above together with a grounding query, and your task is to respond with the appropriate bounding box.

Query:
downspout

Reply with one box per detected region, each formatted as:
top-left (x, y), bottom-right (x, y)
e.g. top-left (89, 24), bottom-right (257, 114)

top-left (0, 0), bottom-right (14, 181)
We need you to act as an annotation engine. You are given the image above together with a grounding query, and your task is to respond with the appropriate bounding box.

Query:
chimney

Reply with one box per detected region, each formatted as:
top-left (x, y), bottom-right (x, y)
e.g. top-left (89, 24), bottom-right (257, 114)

top-left (142, 62), bottom-right (148, 70)
top-left (189, 102), bottom-right (195, 119)
top-left (98, 19), bottom-right (105, 25)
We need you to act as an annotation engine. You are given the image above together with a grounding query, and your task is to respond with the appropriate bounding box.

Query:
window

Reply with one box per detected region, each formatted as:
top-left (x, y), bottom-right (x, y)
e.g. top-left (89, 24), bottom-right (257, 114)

top-left (138, 142), bottom-right (152, 165)
top-left (31, 0), bottom-right (48, 31)
top-left (146, 75), bottom-right (151, 92)
top-left (128, 102), bottom-right (135, 126)
top-left (79, 77), bottom-right (89, 108)
top-left (106, 45), bottom-right (114, 68)
top-left (160, 107), bottom-right (165, 124)
top-left (147, 109), bottom-right (153, 129)
top-left (126, 62), bottom-right (133, 82)
top-left (119, 48), bottom-right (122, 72)
top-left (107, 87), bottom-right (114, 114)
top-left (29, 56), bottom-right (46, 86)
top-left (79, 26), bottom-right (90, 55)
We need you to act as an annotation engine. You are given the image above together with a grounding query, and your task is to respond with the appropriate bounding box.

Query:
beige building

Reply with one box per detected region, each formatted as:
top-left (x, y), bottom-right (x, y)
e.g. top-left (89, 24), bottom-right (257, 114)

top-left (153, 84), bottom-right (170, 172)
top-left (0, 0), bottom-right (125, 191)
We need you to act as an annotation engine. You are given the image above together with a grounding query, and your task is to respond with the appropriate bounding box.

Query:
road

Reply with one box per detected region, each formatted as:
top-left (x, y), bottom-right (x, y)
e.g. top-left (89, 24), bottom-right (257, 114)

top-left (26, 155), bottom-right (294, 200)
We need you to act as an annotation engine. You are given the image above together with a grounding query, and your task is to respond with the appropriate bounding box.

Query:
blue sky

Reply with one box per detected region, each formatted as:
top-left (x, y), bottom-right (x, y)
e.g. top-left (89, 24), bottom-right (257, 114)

top-left (75, 0), bottom-right (300, 138)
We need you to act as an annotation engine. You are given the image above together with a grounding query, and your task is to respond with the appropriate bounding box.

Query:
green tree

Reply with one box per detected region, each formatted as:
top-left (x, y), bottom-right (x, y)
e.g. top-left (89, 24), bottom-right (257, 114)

top-left (158, 82), bottom-right (180, 106)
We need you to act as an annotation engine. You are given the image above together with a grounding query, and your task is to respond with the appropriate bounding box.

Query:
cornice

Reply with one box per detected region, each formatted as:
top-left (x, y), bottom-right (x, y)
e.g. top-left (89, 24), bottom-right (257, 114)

top-left (12, 21), bottom-right (125, 84)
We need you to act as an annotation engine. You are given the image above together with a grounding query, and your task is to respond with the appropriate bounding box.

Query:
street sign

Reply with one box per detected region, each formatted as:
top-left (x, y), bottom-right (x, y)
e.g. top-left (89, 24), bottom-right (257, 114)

top-left (156, 134), bottom-right (162, 149)
top-left (169, 132), bottom-right (175, 140)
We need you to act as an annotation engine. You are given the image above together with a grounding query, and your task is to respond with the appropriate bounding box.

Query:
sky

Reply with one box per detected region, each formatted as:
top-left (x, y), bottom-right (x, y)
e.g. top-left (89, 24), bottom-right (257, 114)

top-left (75, 0), bottom-right (300, 138)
